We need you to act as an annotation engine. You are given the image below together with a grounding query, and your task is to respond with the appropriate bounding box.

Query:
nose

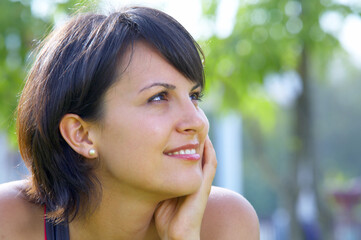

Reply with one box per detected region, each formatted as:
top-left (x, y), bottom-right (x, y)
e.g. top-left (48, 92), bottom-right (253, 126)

top-left (175, 99), bottom-right (208, 135)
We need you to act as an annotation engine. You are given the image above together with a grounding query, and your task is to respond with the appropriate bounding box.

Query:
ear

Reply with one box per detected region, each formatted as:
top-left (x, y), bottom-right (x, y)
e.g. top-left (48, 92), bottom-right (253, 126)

top-left (59, 114), bottom-right (98, 159)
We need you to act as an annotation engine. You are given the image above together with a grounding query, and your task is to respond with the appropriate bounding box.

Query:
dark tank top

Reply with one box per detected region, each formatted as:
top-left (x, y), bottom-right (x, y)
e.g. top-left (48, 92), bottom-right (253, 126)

top-left (44, 206), bottom-right (70, 240)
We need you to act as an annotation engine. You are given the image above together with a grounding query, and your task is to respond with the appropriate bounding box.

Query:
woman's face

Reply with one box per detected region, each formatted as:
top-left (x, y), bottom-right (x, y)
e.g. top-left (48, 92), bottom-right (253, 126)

top-left (91, 42), bottom-right (209, 199)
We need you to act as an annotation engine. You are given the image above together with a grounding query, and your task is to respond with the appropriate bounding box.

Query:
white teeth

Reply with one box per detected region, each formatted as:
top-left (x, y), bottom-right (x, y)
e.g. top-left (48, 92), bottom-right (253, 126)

top-left (167, 149), bottom-right (196, 155)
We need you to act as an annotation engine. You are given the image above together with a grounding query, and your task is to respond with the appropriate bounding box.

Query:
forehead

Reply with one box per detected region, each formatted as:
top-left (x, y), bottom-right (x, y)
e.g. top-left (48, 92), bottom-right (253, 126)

top-left (116, 41), bottom-right (193, 91)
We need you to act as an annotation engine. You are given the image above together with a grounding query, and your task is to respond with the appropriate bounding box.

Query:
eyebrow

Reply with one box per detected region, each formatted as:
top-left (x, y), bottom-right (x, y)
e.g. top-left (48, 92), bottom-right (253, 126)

top-left (139, 83), bottom-right (176, 93)
top-left (191, 83), bottom-right (201, 91)
top-left (138, 82), bottom-right (201, 93)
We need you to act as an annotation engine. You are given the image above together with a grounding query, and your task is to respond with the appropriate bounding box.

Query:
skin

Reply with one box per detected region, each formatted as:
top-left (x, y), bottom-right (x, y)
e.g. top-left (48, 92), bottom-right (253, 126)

top-left (0, 42), bottom-right (260, 240)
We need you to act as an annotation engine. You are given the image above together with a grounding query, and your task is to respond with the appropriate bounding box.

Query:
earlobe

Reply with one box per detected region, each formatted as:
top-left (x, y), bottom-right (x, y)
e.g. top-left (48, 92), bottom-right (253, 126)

top-left (59, 114), bottom-right (98, 159)
top-left (88, 149), bottom-right (97, 156)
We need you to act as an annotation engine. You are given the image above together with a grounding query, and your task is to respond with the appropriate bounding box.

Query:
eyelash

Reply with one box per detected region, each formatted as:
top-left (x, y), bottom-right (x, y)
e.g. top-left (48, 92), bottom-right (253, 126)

top-left (190, 91), bottom-right (204, 102)
top-left (148, 91), bottom-right (169, 103)
top-left (147, 91), bottom-right (204, 103)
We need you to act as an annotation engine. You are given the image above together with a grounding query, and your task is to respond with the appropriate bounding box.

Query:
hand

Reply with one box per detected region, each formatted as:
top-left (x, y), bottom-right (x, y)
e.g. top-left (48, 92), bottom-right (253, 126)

top-left (154, 136), bottom-right (217, 240)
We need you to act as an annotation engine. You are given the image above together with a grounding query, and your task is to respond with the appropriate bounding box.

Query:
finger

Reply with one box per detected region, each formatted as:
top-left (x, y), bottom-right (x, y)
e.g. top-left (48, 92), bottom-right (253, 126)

top-left (169, 136), bottom-right (217, 214)
top-left (176, 137), bottom-right (217, 219)
top-left (201, 136), bottom-right (217, 190)
top-left (155, 198), bottom-right (179, 221)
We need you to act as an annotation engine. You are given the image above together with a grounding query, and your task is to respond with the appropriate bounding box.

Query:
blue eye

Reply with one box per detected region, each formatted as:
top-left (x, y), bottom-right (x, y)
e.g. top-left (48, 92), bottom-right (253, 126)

top-left (190, 91), bottom-right (204, 102)
top-left (148, 91), bottom-right (169, 103)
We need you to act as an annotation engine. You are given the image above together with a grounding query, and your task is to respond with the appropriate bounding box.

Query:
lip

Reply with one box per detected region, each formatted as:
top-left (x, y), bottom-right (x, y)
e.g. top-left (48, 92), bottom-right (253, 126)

top-left (164, 143), bottom-right (200, 161)
top-left (165, 143), bottom-right (199, 154)
top-left (166, 154), bottom-right (201, 161)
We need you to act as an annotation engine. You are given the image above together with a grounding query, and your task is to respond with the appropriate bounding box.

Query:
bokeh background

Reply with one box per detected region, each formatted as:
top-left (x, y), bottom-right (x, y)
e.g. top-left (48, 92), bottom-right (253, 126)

top-left (1, 0), bottom-right (361, 239)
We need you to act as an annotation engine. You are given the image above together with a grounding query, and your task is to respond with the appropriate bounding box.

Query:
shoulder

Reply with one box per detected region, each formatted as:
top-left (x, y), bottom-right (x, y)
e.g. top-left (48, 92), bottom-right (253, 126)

top-left (0, 180), bottom-right (44, 240)
top-left (201, 186), bottom-right (260, 240)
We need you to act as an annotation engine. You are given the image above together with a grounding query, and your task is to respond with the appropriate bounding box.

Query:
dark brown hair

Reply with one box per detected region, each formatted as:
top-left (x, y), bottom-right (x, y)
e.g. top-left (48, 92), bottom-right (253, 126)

top-left (17, 6), bottom-right (204, 222)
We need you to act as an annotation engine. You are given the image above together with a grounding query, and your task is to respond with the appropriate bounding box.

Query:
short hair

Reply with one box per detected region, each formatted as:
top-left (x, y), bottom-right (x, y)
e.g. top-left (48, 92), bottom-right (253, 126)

top-left (16, 6), bottom-right (204, 222)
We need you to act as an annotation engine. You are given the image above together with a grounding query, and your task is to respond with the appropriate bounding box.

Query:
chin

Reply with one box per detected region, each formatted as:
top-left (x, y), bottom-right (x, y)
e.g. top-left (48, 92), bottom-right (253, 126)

top-left (163, 172), bottom-right (203, 198)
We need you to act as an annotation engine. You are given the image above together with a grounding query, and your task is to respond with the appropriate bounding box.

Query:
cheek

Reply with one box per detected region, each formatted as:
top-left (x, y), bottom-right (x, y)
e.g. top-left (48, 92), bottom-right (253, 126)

top-left (118, 113), bottom-right (171, 153)
top-left (97, 117), bottom-right (165, 173)
top-left (134, 114), bottom-right (170, 137)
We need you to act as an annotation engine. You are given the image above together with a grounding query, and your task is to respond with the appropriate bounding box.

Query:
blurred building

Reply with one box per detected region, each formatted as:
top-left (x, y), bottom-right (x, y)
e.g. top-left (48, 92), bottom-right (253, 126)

top-left (0, 132), bottom-right (27, 184)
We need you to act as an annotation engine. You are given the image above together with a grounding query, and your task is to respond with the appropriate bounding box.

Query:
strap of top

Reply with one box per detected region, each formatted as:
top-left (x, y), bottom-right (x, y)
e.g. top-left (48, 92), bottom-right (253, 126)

top-left (44, 205), bottom-right (70, 240)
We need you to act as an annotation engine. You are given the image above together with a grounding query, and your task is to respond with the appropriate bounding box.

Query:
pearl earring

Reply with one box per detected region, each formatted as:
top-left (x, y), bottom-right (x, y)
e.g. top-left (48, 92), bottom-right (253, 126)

top-left (89, 149), bottom-right (96, 156)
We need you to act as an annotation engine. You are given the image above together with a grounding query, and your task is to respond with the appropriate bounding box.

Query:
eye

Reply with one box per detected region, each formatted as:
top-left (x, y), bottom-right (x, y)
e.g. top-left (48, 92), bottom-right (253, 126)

top-left (148, 91), bottom-right (169, 103)
top-left (190, 91), bottom-right (204, 102)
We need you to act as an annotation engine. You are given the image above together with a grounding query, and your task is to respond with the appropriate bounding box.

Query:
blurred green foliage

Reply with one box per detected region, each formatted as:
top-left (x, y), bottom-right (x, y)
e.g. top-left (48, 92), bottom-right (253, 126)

top-left (201, 0), bottom-right (355, 129)
top-left (201, 0), bottom-right (361, 238)
top-left (0, 0), bottom-right (49, 146)
top-left (0, 0), bottom-right (96, 146)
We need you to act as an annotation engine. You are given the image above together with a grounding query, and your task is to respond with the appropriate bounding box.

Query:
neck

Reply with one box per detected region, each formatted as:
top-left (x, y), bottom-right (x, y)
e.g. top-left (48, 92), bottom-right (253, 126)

top-left (69, 183), bottom-right (162, 240)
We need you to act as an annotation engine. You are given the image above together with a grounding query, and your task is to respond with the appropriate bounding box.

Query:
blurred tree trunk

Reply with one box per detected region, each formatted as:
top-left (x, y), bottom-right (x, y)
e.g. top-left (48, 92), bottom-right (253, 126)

top-left (292, 44), bottom-right (333, 240)
top-left (292, 46), bottom-right (311, 240)
top-left (248, 45), bottom-right (334, 238)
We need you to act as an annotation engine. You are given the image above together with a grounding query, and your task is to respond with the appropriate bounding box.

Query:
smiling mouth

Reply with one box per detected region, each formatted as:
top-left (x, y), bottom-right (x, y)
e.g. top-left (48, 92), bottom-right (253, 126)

top-left (164, 145), bottom-right (200, 161)
top-left (166, 148), bottom-right (196, 156)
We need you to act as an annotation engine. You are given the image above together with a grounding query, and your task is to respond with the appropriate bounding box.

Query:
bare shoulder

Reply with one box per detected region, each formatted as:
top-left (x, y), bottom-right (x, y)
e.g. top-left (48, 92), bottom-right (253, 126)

top-left (0, 180), bottom-right (43, 240)
top-left (201, 186), bottom-right (260, 240)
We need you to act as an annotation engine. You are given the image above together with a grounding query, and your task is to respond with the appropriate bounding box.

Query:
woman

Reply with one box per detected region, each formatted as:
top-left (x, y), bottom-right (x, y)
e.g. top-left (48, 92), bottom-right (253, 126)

top-left (0, 6), bottom-right (259, 239)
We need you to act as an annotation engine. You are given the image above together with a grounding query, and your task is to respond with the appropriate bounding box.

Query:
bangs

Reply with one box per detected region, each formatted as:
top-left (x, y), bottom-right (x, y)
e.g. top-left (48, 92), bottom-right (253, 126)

top-left (124, 7), bottom-right (205, 88)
